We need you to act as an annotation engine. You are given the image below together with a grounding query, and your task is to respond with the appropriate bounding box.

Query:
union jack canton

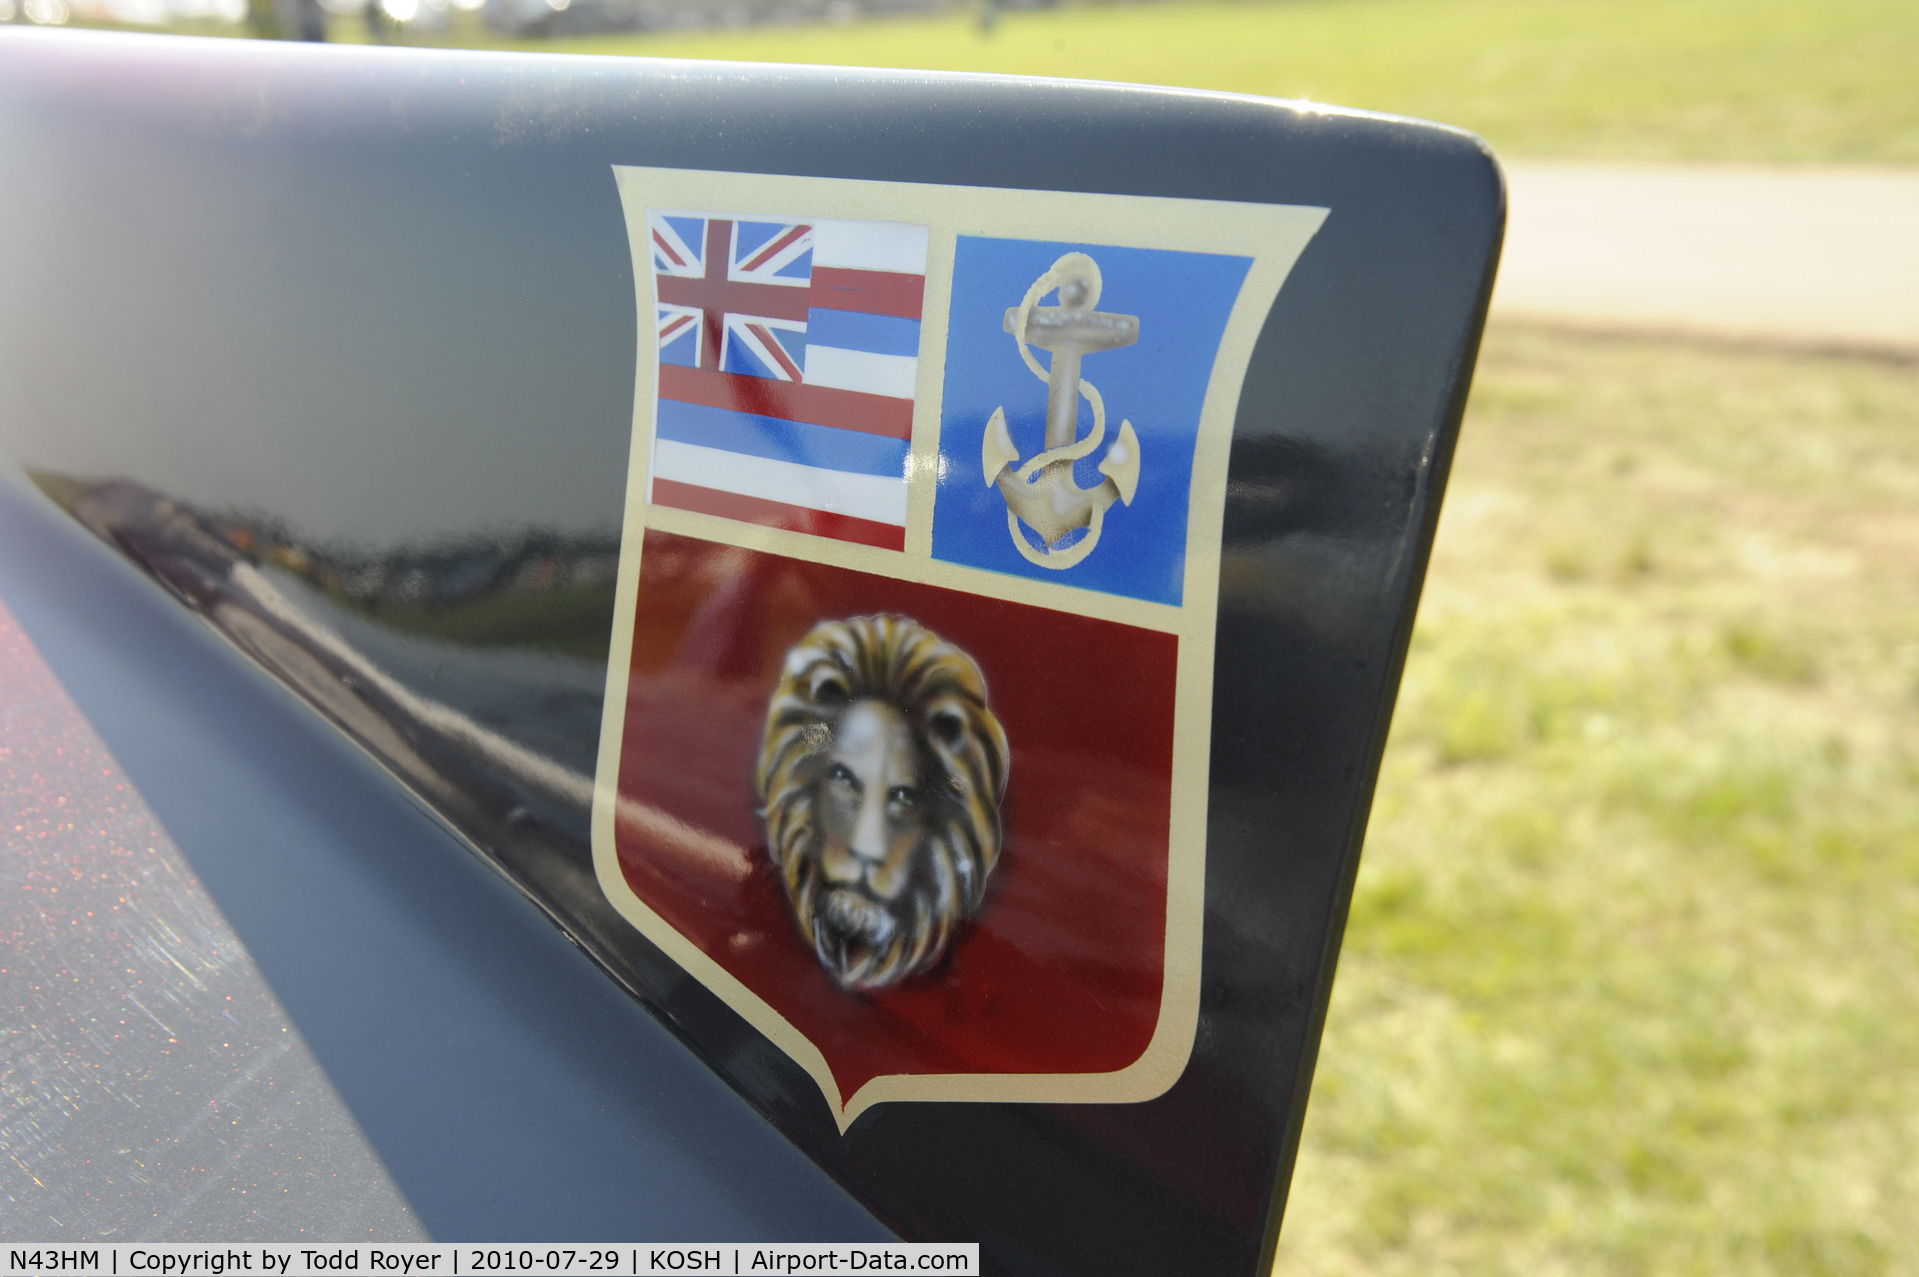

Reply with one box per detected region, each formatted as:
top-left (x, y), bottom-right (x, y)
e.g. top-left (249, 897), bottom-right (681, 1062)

top-left (645, 211), bottom-right (930, 552)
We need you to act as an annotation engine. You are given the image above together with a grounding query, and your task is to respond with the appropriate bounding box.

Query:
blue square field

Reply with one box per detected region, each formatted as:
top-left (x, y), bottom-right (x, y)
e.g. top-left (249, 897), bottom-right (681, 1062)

top-left (932, 235), bottom-right (1252, 607)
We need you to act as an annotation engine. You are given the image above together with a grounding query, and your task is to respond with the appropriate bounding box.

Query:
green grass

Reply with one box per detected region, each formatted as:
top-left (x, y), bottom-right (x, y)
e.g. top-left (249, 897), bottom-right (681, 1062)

top-left (498, 0), bottom-right (1919, 162)
top-left (1274, 322), bottom-right (1919, 1275)
top-left (116, 0), bottom-right (1919, 159)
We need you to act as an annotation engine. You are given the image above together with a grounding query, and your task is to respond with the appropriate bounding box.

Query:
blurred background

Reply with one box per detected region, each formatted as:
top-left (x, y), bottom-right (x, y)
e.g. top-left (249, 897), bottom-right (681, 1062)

top-left (6, 0), bottom-right (1916, 1272)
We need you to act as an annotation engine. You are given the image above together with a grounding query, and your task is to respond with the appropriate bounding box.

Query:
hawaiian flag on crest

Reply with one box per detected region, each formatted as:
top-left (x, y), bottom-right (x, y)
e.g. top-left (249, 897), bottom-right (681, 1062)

top-left (647, 212), bottom-right (929, 552)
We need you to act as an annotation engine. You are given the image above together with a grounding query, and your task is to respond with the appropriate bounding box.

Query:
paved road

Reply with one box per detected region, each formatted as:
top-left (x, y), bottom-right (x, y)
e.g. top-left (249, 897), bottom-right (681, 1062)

top-left (1493, 163), bottom-right (1919, 351)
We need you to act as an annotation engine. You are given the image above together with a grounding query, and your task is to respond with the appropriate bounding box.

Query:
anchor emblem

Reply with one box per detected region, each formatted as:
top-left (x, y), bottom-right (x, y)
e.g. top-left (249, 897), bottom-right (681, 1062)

top-left (982, 252), bottom-right (1142, 569)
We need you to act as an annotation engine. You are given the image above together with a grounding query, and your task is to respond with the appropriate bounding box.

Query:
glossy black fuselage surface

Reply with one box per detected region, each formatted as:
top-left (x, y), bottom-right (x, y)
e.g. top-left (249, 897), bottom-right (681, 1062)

top-left (0, 29), bottom-right (1502, 1273)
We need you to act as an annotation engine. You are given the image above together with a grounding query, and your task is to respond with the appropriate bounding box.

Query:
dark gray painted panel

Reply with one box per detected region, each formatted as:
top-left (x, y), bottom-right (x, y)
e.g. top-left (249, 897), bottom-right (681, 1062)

top-left (0, 477), bottom-right (888, 1243)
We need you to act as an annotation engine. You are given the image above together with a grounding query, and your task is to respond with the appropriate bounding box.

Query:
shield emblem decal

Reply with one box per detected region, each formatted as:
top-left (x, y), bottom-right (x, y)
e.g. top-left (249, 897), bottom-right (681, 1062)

top-left (594, 166), bottom-right (1326, 1129)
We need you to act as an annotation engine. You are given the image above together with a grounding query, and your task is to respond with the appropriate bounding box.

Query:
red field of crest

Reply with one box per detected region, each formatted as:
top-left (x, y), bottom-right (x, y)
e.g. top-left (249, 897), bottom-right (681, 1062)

top-left (616, 528), bottom-right (1180, 1096)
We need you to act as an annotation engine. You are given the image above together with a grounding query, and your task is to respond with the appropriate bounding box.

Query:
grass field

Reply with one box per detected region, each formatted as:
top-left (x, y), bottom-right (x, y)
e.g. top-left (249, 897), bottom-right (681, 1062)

top-left (114, 0), bottom-right (1919, 159)
top-left (502, 0), bottom-right (1919, 162)
top-left (1273, 321), bottom-right (1919, 1275)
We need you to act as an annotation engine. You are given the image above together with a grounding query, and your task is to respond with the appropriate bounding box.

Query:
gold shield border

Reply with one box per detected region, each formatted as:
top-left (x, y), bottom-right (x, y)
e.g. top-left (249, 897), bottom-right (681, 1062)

top-left (593, 164), bottom-right (1327, 1131)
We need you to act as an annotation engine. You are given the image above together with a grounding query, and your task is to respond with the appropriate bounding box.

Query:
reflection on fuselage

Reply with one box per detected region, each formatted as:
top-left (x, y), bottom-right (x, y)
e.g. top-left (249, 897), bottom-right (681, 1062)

top-left (34, 468), bottom-right (766, 994)
top-left (36, 469), bottom-right (624, 845)
top-left (203, 507), bottom-right (621, 659)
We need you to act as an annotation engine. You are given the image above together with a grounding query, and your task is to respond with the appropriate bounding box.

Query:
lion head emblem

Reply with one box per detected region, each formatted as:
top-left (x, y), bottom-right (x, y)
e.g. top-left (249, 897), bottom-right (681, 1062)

top-left (755, 615), bottom-right (1009, 991)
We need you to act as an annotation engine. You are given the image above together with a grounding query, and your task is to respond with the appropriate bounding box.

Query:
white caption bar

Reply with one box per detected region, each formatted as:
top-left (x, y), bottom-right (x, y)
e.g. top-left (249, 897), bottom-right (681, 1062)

top-left (4, 1246), bottom-right (977, 1277)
